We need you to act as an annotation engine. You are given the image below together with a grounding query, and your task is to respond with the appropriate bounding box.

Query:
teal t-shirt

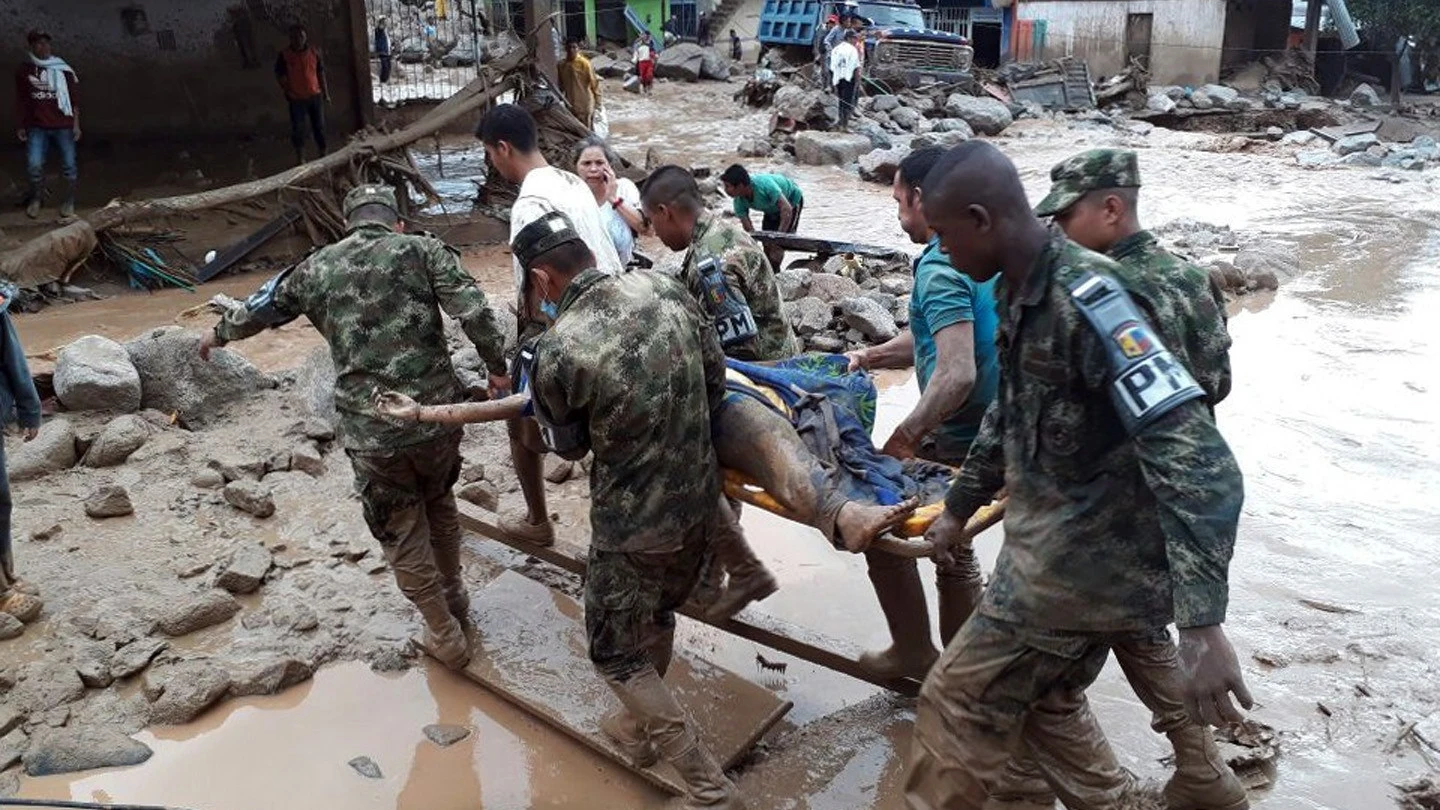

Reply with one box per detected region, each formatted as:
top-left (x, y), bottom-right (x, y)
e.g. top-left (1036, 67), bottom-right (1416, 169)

top-left (909, 237), bottom-right (1000, 445)
top-left (732, 174), bottom-right (804, 218)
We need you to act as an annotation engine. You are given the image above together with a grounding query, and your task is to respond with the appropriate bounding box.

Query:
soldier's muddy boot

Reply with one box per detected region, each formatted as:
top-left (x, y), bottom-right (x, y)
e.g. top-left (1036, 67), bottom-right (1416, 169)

top-left (0, 590), bottom-right (42, 623)
top-left (1164, 726), bottom-right (1250, 810)
top-left (612, 668), bottom-right (746, 809)
top-left (857, 554), bottom-right (938, 680)
top-left (937, 570), bottom-right (984, 645)
top-left (416, 595), bottom-right (470, 670)
top-left (984, 755), bottom-right (1057, 809)
top-left (443, 579), bottom-right (470, 622)
top-left (499, 512), bottom-right (555, 546)
top-left (599, 707), bottom-right (659, 768)
top-left (704, 511), bottom-right (777, 621)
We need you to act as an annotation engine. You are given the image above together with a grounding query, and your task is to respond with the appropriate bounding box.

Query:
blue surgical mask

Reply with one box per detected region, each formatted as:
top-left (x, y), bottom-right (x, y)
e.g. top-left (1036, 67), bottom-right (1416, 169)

top-left (539, 299), bottom-right (559, 320)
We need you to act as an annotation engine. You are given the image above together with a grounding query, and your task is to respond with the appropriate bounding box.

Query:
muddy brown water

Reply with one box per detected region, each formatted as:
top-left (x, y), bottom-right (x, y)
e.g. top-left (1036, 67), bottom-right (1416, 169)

top-left (11, 80), bottom-right (1440, 808)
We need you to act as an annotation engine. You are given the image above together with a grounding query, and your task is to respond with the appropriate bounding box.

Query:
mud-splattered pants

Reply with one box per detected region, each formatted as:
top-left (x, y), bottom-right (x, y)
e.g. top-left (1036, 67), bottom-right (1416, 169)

top-left (585, 505), bottom-right (718, 683)
top-left (346, 431), bottom-right (464, 611)
top-left (905, 614), bottom-right (1133, 810)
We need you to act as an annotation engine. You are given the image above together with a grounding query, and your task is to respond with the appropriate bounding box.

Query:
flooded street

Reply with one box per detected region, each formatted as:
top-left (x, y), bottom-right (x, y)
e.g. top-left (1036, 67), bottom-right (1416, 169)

top-left (9, 79), bottom-right (1440, 809)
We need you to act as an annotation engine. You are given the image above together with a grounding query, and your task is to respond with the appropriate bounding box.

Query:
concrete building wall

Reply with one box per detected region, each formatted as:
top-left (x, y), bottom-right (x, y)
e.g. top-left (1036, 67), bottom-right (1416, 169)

top-left (0, 0), bottom-right (371, 140)
top-left (1016, 0), bottom-right (1227, 86)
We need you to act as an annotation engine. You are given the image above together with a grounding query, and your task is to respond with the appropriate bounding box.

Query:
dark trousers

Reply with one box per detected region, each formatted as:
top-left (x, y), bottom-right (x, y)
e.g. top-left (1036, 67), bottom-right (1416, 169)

top-left (837, 78), bottom-right (857, 127)
top-left (0, 439), bottom-right (14, 593)
top-left (288, 96), bottom-right (327, 156)
top-left (379, 55), bottom-right (392, 84)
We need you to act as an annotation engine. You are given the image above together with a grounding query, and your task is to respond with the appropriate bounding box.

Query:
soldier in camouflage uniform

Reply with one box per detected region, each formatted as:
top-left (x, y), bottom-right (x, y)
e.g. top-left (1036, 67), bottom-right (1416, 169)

top-left (1037, 147), bottom-right (1232, 406)
top-left (981, 147), bottom-right (1247, 810)
top-left (515, 211), bottom-right (744, 809)
top-left (202, 185), bottom-right (509, 671)
top-left (904, 142), bottom-right (1253, 810)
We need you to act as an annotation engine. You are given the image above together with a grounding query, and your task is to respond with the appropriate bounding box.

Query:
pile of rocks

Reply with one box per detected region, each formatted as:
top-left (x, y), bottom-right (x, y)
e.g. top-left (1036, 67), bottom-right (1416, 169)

top-left (1290, 133), bottom-right (1439, 172)
top-left (776, 256), bottom-right (916, 353)
top-left (1150, 219), bottom-right (1296, 296)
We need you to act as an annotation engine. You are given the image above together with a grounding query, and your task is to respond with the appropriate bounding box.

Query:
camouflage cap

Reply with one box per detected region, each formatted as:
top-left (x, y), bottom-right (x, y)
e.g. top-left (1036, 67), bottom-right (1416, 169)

top-left (1033, 149), bottom-right (1141, 217)
top-left (343, 184), bottom-right (399, 219)
top-left (512, 211), bottom-right (583, 270)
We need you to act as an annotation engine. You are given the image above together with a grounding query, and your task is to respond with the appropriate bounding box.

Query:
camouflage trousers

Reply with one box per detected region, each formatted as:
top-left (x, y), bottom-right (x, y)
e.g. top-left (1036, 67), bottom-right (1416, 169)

top-left (585, 507), bottom-right (718, 682)
top-left (905, 613), bottom-right (1132, 810)
top-left (346, 431), bottom-right (464, 609)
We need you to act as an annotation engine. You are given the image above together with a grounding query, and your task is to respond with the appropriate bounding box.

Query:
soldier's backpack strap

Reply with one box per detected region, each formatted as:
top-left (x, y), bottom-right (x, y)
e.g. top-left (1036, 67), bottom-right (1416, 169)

top-left (242, 263), bottom-right (302, 329)
top-left (512, 337), bottom-right (590, 457)
top-left (694, 253), bottom-right (759, 349)
top-left (1066, 270), bottom-right (1204, 434)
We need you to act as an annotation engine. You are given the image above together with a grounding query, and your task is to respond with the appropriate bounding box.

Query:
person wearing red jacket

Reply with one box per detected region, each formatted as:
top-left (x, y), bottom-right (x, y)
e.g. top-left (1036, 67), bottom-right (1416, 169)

top-left (15, 30), bottom-right (80, 221)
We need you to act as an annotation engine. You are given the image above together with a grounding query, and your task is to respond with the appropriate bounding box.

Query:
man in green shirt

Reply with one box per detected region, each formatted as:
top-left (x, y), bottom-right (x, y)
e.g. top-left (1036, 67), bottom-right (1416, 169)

top-left (720, 163), bottom-right (804, 270)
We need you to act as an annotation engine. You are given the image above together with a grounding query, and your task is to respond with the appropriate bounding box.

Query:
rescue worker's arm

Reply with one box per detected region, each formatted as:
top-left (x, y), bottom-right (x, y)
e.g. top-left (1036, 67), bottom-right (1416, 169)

top-left (886, 321), bottom-right (975, 459)
top-left (847, 329), bottom-right (913, 371)
top-left (374, 389), bottom-right (529, 424)
top-left (1205, 273), bottom-right (1233, 405)
top-left (698, 301), bottom-right (728, 414)
top-left (423, 238), bottom-right (509, 379)
top-left (774, 194), bottom-right (795, 233)
top-left (925, 399), bottom-right (1005, 568)
top-left (1, 310), bottom-right (42, 436)
top-left (203, 263), bottom-right (307, 359)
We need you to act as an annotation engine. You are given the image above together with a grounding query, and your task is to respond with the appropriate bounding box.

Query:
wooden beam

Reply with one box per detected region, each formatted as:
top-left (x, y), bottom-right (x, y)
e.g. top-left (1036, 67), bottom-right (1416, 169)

top-left (457, 504), bottom-right (925, 697)
top-left (1303, 0), bottom-right (1322, 63)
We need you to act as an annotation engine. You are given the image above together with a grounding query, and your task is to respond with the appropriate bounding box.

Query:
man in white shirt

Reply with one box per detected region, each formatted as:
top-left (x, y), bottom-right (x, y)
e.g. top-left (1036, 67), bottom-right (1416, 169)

top-left (477, 103), bottom-right (624, 546)
top-left (830, 29), bottom-right (861, 128)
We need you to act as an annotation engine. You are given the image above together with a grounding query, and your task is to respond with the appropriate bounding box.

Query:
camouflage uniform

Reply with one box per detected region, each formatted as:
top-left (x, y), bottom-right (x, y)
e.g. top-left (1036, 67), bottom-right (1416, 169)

top-left (214, 185), bottom-right (508, 621)
top-left (529, 267), bottom-right (727, 680)
top-left (905, 228), bottom-right (1244, 809)
top-left (978, 151), bottom-right (1245, 809)
top-left (1036, 148), bottom-right (1232, 405)
top-left (679, 211), bottom-right (799, 363)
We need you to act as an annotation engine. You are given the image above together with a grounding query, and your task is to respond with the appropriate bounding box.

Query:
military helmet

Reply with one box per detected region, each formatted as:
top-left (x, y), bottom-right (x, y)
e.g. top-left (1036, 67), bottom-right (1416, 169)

top-left (512, 211), bottom-right (584, 271)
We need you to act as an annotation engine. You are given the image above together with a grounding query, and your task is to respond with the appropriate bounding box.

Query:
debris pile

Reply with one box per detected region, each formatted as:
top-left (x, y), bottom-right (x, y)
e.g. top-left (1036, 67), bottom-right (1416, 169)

top-left (1149, 219), bottom-right (1295, 297)
top-left (777, 255), bottom-right (916, 353)
top-left (1290, 132), bottom-right (1439, 172)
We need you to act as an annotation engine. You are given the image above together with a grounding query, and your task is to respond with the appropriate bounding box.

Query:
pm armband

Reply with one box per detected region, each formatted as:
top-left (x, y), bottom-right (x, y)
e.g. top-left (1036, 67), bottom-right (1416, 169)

top-left (242, 264), bottom-right (301, 329)
top-left (1067, 271), bottom-right (1204, 434)
top-left (695, 255), bottom-right (758, 348)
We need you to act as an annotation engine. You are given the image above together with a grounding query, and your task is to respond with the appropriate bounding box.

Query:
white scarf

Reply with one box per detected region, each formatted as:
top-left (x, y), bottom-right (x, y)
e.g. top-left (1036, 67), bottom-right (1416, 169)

top-left (29, 54), bottom-right (76, 118)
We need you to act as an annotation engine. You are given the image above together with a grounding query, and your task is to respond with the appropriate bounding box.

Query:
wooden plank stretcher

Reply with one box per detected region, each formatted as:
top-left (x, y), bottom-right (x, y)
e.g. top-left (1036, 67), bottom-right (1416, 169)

top-left (457, 496), bottom-right (1005, 697)
top-left (421, 570), bottom-right (793, 796)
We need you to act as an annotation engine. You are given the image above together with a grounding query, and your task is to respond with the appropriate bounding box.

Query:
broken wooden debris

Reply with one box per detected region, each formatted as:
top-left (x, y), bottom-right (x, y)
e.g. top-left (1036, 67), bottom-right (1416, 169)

top-left (196, 208), bottom-right (304, 283)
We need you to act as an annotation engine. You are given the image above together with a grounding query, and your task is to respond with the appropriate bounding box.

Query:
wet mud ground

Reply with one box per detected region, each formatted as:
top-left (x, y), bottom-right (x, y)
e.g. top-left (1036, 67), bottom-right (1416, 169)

top-left (7, 79), bottom-right (1440, 809)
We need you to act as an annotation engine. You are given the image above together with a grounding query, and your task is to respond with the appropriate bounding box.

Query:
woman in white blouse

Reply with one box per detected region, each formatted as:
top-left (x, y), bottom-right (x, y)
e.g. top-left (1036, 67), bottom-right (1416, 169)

top-left (573, 136), bottom-right (650, 267)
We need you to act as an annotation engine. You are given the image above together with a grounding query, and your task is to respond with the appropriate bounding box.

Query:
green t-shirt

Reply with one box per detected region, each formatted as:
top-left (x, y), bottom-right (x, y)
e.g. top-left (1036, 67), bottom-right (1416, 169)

top-left (732, 174), bottom-right (804, 218)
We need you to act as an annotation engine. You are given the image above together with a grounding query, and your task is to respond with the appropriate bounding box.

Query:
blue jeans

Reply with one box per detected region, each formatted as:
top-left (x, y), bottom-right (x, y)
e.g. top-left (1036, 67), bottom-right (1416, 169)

top-left (0, 438), bottom-right (13, 593)
top-left (26, 127), bottom-right (78, 189)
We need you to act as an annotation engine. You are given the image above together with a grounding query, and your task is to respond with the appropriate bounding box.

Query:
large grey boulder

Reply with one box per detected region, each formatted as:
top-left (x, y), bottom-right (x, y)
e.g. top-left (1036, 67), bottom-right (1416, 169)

top-left (1332, 133), bottom-right (1380, 156)
top-left (699, 48), bottom-right (730, 81)
top-left (839, 297), bottom-right (899, 341)
top-left (807, 273), bottom-right (862, 304)
top-left (215, 544), bottom-right (274, 595)
top-left (7, 661), bottom-right (85, 715)
top-left (22, 727), bottom-right (153, 777)
top-left (787, 297), bottom-right (833, 337)
top-left (1197, 84), bottom-right (1242, 109)
top-left (795, 131), bottom-right (872, 166)
top-left (776, 269), bottom-right (812, 301)
top-left (154, 590), bottom-right (241, 636)
top-left (80, 414), bottom-right (152, 468)
top-left (124, 327), bottom-right (271, 425)
top-left (1146, 92), bottom-right (1177, 114)
top-left (8, 419), bottom-right (77, 481)
top-left (858, 147), bottom-right (910, 184)
top-left (656, 42), bottom-right (706, 81)
top-left (943, 94), bottom-right (1013, 135)
top-left (54, 336), bottom-right (142, 413)
top-left (912, 127), bottom-right (972, 151)
top-left (1350, 83), bottom-right (1382, 107)
top-left (773, 85), bottom-right (839, 129)
top-left (147, 661), bottom-right (232, 725)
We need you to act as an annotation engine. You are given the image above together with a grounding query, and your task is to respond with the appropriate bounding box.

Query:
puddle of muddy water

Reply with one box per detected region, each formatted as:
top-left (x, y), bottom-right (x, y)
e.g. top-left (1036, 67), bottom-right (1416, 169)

top-left (19, 660), bottom-right (660, 810)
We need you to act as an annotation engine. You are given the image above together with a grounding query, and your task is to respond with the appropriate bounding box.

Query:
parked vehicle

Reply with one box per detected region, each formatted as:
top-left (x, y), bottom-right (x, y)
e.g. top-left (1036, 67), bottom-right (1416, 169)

top-left (758, 0), bottom-right (974, 88)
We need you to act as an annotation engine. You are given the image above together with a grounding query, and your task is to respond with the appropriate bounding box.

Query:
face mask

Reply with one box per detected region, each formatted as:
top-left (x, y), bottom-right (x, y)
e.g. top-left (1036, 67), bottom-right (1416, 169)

top-left (539, 299), bottom-right (559, 321)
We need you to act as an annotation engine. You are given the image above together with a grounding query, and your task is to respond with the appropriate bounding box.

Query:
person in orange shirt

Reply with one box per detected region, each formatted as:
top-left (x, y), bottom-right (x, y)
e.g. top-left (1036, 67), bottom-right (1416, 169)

top-left (274, 24), bottom-right (330, 165)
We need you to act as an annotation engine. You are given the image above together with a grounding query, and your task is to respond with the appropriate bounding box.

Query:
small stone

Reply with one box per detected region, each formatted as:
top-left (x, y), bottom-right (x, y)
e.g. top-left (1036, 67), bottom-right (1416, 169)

top-left (423, 724), bottom-right (472, 747)
top-left (80, 415), bottom-right (151, 468)
top-left (229, 658), bottom-right (314, 697)
top-left (276, 442), bottom-right (316, 475)
top-left (29, 523), bottom-right (64, 542)
top-left (349, 755), bottom-right (384, 779)
top-left (147, 661), bottom-right (231, 725)
top-left (110, 638), bottom-right (168, 680)
top-left (296, 418), bottom-right (336, 443)
top-left (265, 451), bottom-right (292, 474)
top-left (71, 642), bottom-right (115, 689)
top-left (1252, 651), bottom-right (1290, 669)
top-left (0, 729), bottom-right (24, 772)
top-left (290, 605), bottom-right (320, 633)
top-left (176, 560), bottom-right (213, 579)
top-left (0, 705), bottom-right (21, 736)
top-left (459, 462), bottom-right (486, 485)
top-left (544, 460), bottom-right (576, 484)
top-left (155, 590), bottom-right (241, 636)
top-left (215, 544), bottom-right (274, 595)
top-left (456, 480), bottom-right (499, 511)
top-left (0, 613), bottom-right (21, 641)
top-left (806, 333), bottom-right (846, 353)
top-left (878, 275), bottom-right (912, 296)
top-left (223, 480), bottom-right (275, 519)
top-left (22, 726), bottom-right (153, 777)
top-left (190, 468), bottom-right (226, 490)
top-left (83, 485), bottom-right (133, 519)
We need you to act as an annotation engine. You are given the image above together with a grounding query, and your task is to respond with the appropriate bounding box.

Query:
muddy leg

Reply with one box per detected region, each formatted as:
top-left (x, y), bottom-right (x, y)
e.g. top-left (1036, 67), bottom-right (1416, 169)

top-left (859, 548), bottom-right (939, 680)
top-left (424, 435), bottom-right (468, 620)
top-left (503, 417), bottom-right (555, 545)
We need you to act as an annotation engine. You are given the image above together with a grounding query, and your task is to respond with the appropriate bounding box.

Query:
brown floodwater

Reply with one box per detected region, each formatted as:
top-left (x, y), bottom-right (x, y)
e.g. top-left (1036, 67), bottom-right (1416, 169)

top-left (12, 80), bottom-right (1440, 809)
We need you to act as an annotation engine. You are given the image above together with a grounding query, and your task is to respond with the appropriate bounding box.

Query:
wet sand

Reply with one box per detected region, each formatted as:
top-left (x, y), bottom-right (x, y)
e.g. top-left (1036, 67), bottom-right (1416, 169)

top-left (10, 79), bottom-right (1440, 809)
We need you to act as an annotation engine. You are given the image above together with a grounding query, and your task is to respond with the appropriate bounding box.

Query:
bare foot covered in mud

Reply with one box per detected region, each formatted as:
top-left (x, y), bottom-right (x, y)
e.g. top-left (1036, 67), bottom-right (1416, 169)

top-left (836, 498), bottom-right (919, 553)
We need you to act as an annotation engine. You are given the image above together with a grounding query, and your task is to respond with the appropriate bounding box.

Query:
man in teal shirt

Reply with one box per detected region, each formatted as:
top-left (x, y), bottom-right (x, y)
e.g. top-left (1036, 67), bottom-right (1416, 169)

top-left (720, 164), bottom-right (804, 269)
top-left (844, 146), bottom-right (999, 680)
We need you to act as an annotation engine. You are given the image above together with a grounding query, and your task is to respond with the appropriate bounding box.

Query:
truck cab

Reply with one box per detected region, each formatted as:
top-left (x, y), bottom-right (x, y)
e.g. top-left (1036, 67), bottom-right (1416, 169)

top-left (758, 0), bottom-right (974, 89)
